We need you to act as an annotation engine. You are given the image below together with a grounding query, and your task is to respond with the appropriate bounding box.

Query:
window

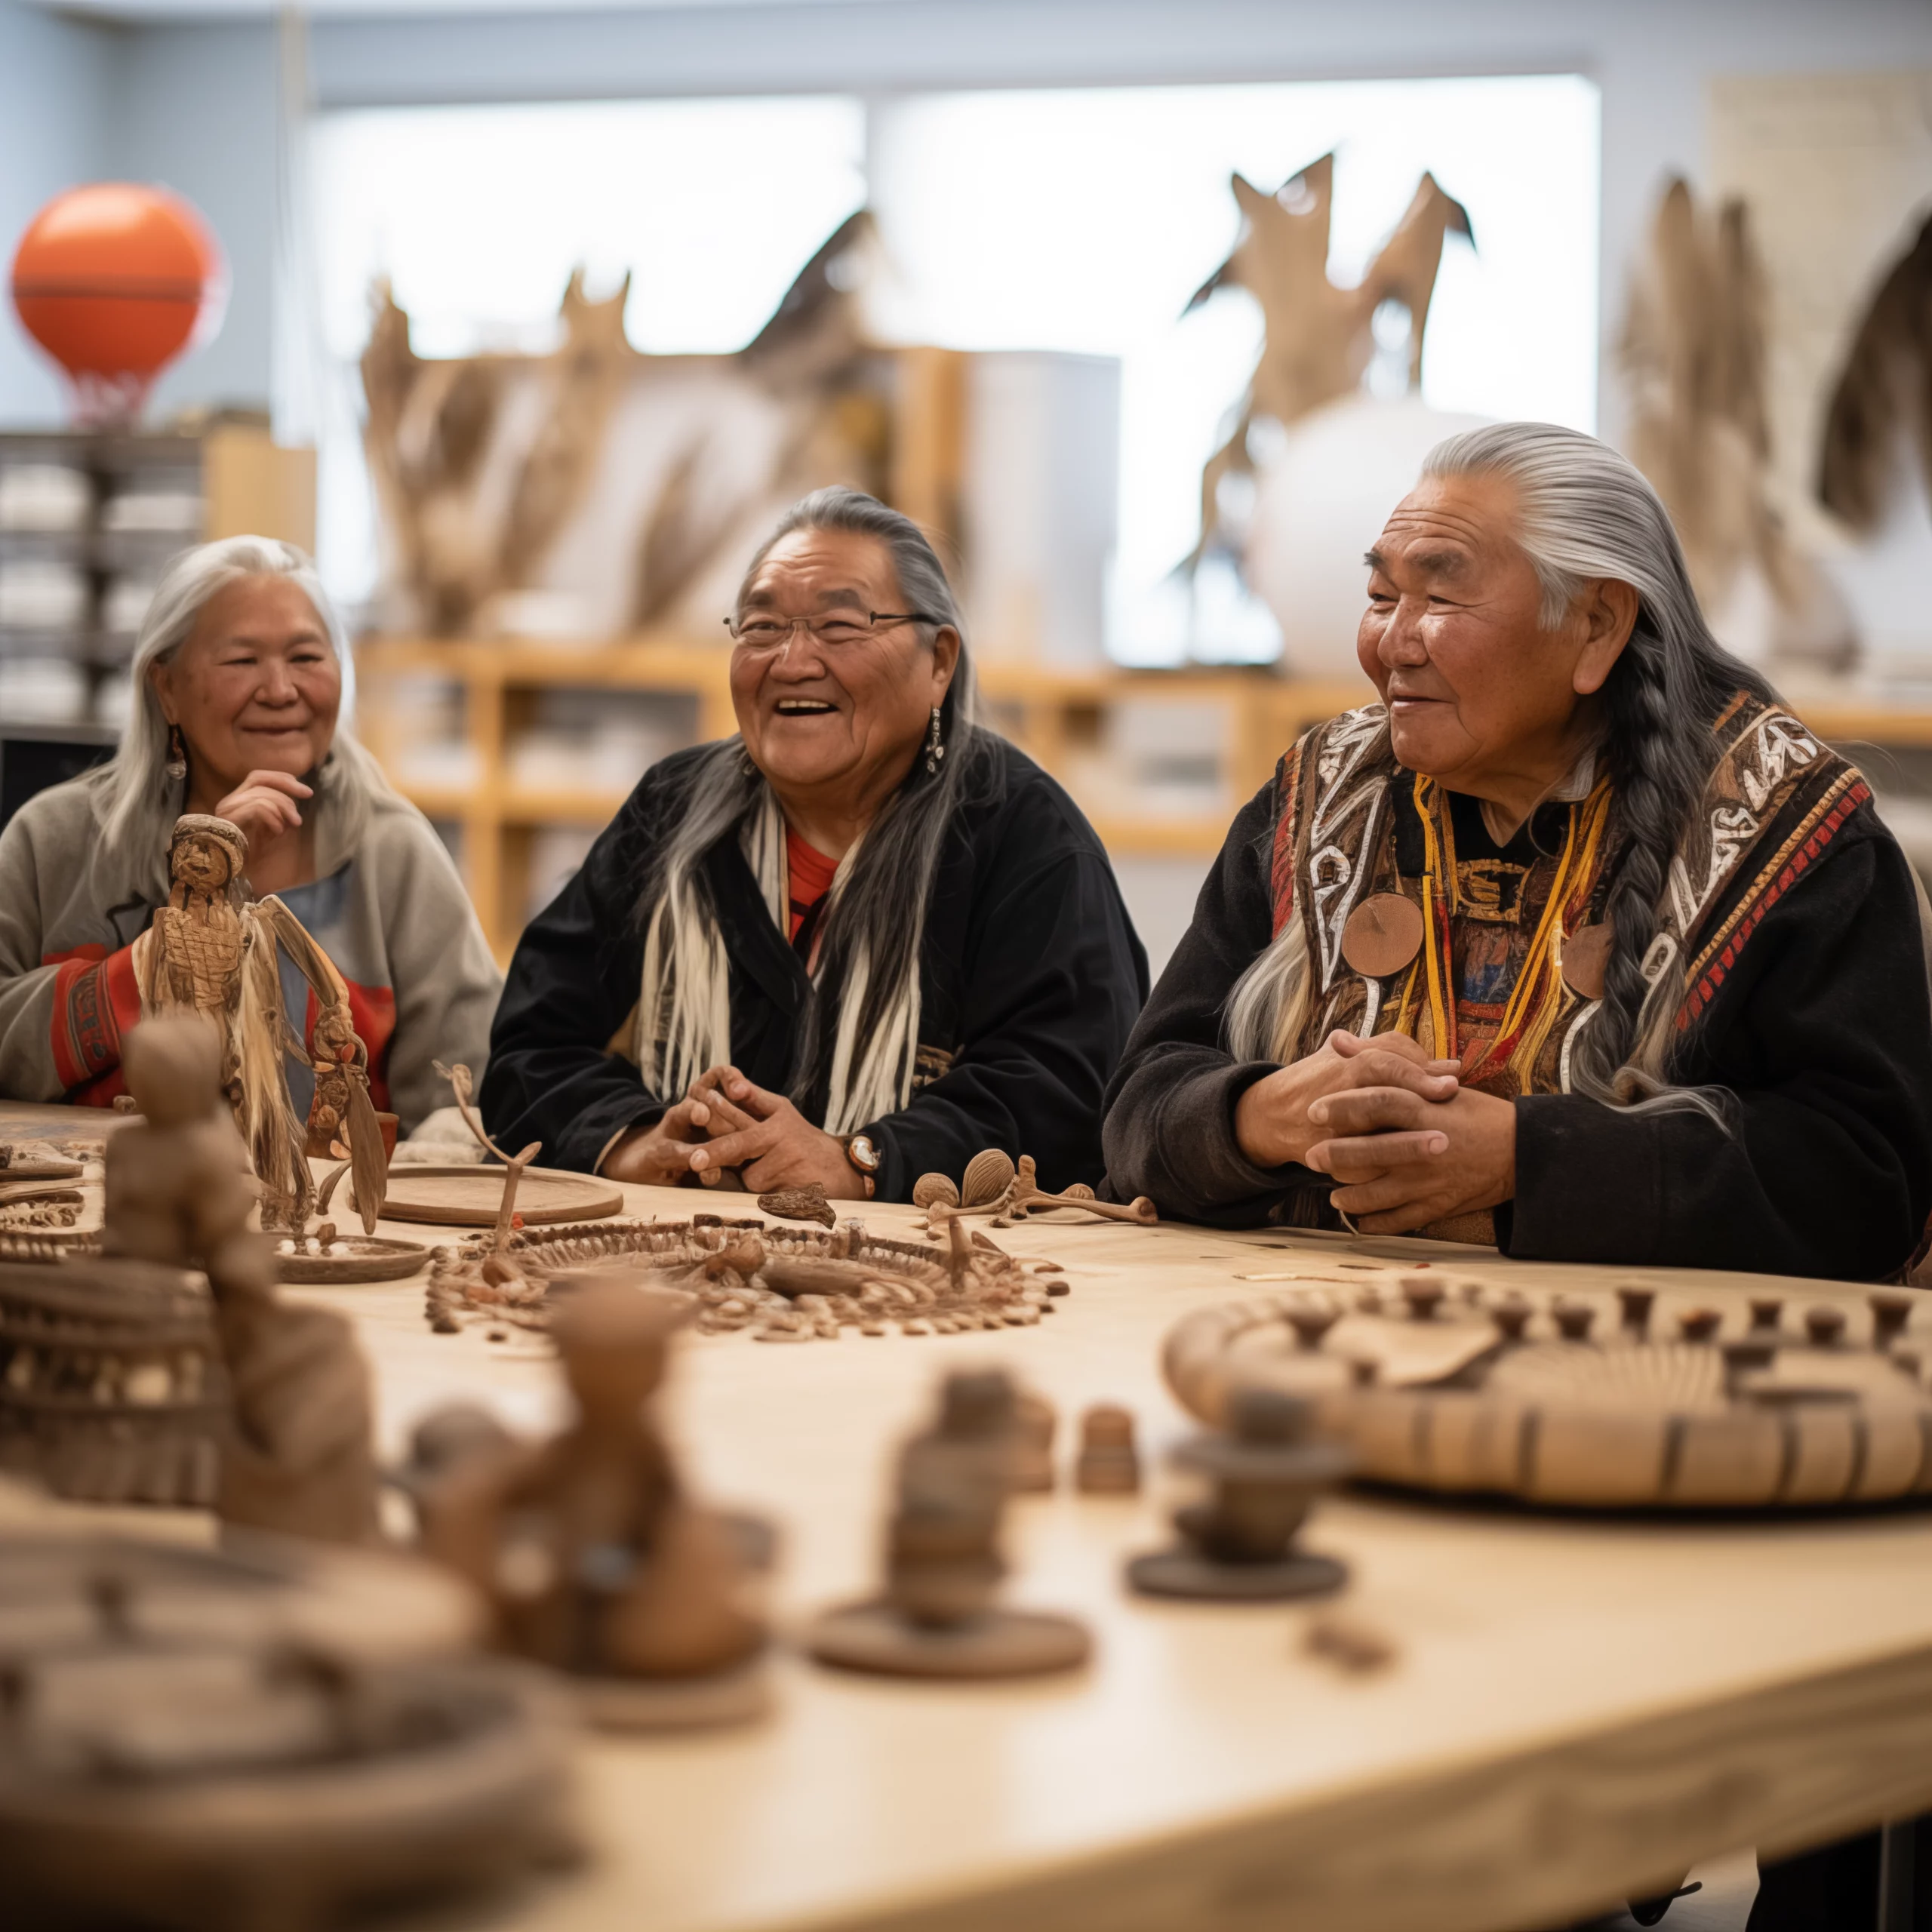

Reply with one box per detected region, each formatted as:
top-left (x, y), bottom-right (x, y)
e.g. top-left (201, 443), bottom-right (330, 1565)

top-left (309, 96), bottom-right (867, 608)
top-left (307, 76), bottom-right (1598, 660)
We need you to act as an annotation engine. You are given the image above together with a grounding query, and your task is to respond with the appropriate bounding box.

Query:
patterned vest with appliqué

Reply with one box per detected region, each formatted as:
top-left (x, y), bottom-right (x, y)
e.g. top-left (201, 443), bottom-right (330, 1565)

top-left (1266, 694), bottom-right (1870, 1224)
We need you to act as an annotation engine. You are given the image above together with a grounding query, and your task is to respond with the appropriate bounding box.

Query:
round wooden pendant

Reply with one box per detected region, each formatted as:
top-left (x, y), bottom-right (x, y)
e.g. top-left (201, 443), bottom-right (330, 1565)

top-left (1340, 893), bottom-right (1424, 979)
top-left (1561, 922), bottom-right (1613, 1001)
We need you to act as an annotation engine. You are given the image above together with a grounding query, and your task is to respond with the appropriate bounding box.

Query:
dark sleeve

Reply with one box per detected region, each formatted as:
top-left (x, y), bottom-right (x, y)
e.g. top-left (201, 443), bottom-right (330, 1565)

top-left (479, 789), bottom-right (665, 1174)
top-left (1100, 774), bottom-right (1317, 1227)
top-left (1509, 819), bottom-right (1932, 1281)
top-left (863, 846), bottom-right (1148, 1200)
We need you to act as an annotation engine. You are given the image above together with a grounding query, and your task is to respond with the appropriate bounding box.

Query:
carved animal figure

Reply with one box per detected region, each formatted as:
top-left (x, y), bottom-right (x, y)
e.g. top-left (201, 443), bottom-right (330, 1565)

top-left (361, 211), bottom-right (890, 639)
top-left (1186, 153), bottom-right (1473, 565)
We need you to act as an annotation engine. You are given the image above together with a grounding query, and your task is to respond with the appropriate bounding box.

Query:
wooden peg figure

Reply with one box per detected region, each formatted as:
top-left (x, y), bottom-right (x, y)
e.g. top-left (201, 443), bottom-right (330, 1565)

top-left (805, 1369), bottom-right (1090, 1679)
top-left (1128, 1386), bottom-right (1351, 1602)
top-left (110, 1017), bottom-right (381, 1544)
top-left (420, 1277), bottom-right (767, 1724)
top-left (1075, 1404), bottom-right (1141, 1494)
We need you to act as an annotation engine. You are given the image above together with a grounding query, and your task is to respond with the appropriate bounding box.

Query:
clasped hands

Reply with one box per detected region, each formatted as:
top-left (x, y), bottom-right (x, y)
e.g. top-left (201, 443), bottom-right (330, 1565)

top-left (1233, 1029), bottom-right (1516, 1235)
top-left (601, 1064), bottom-right (868, 1198)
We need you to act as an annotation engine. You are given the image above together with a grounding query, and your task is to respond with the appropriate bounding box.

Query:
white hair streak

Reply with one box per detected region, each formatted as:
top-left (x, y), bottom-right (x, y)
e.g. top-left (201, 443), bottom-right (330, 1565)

top-left (634, 785), bottom-right (921, 1131)
top-left (1225, 915), bottom-right (1311, 1065)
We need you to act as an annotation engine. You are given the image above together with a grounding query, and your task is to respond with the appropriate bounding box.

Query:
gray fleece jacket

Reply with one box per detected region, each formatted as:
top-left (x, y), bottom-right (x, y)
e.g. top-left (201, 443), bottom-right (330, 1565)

top-left (0, 756), bottom-right (500, 1132)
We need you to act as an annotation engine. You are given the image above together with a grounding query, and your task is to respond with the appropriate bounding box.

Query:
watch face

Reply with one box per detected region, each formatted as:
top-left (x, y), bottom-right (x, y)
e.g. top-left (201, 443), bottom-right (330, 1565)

top-left (848, 1134), bottom-right (880, 1173)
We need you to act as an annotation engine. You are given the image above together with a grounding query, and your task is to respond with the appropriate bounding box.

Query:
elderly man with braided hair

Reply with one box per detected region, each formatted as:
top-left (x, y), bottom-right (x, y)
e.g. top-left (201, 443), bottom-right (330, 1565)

top-left (1105, 422), bottom-right (1932, 1287)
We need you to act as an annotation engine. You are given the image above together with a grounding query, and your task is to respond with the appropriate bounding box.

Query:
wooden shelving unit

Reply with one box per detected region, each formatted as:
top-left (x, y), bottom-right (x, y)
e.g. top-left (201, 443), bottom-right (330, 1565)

top-left (354, 634), bottom-right (1368, 958)
top-left (355, 634), bottom-right (1932, 961)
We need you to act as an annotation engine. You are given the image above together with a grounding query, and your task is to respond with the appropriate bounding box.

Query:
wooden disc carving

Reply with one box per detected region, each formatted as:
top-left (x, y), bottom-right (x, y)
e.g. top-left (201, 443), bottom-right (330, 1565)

top-left (357, 1165), bottom-right (623, 1228)
top-left (1561, 922), bottom-right (1613, 1001)
top-left (1340, 893), bottom-right (1424, 979)
top-left (275, 1235), bottom-right (431, 1284)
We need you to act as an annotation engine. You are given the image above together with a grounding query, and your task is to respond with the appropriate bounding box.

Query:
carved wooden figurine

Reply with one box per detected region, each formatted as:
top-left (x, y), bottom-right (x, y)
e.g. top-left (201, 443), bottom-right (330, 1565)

top-left (1128, 1386), bottom-right (1351, 1602)
top-left (807, 1369), bottom-right (1091, 1678)
top-left (419, 1275), bottom-right (769, 1728)
top-left (132, 813), bottom-right (381, 1233)
top-left (112, 1017), bottom-right (382, 1544)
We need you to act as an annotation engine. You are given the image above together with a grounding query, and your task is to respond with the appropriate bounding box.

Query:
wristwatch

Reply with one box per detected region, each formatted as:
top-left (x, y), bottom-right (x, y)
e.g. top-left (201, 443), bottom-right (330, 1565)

top-left (843, 1134), bottom-right (880, 1198)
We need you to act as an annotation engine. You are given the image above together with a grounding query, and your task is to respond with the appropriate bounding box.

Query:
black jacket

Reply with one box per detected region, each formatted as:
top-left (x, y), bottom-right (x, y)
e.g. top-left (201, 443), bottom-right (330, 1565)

top-left (1102, 768), bottom-right (1932, 1281)
top-left (483, 738), bottom-right (1149, 1200)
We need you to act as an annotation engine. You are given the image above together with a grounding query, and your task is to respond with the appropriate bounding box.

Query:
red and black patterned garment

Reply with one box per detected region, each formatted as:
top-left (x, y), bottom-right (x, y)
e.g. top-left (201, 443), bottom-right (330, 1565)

top-left (1103, 695), bottom-right (1932, 1281)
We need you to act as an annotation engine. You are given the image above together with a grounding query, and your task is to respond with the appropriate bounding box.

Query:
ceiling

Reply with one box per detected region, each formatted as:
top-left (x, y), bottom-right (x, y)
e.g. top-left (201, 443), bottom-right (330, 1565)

top-left (30, 0), bottom-right (902, 19)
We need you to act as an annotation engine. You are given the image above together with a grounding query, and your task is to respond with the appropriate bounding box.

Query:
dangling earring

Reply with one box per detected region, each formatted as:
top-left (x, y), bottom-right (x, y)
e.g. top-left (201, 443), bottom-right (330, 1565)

top-left (923, 706), bottom-right (945, 777)
top-left (164, 724), bottom-right (187, 783)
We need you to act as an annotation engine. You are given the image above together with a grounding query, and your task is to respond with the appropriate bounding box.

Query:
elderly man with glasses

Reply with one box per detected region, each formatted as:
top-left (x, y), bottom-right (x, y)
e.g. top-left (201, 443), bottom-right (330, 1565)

top-left (483, 485), bottom-right (1147, 1202)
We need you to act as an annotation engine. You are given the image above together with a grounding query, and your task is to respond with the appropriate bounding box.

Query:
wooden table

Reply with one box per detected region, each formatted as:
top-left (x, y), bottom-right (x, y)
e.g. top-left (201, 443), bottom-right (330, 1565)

top-left (229, 1177), bottom-right (1928, 1932)
top-left (16, 1113), bottom-right (1932, 1932)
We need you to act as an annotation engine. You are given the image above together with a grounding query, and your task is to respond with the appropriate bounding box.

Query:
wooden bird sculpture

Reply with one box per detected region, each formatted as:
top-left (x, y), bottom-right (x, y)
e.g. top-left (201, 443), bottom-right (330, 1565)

top-left (1185, 154), bottom-right (1473, 567)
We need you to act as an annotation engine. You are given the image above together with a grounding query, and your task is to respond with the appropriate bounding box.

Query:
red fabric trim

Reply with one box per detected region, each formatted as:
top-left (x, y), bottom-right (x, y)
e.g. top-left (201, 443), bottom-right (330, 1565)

top-left (339, 982), bottom-right (396, 1113)
top-left (46, 942), bottom-right (141, 1098)
top-left (1676, 781), bottom-right (1870, 1030)
top-left (785, 829), bottom-right (839, 942)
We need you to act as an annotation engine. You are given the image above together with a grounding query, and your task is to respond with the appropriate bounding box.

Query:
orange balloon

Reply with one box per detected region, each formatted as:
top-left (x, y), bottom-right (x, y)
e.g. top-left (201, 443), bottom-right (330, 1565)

top-left (9, 183), bottom-right (225, 416)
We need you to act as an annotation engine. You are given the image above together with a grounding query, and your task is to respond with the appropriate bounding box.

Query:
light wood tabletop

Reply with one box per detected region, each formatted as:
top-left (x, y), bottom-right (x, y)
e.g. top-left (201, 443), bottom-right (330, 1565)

top-left (22, 1134), bottom-right (1932, 1932)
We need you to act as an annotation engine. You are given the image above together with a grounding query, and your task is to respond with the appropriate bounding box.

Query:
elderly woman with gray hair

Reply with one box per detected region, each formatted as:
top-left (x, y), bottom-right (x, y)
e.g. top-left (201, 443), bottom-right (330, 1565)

top-left (482, 486), bottom-right (1147, 1201)
top-left (0, 536), bottom-right (499, 1130)
top-left (1106, 421), bottom-right (1932, 1284)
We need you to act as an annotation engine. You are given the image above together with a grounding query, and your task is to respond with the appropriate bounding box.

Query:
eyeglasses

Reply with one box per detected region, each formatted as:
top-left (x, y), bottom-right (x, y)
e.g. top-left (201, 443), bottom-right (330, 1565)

top-left (722, 611), bottom-right (936, 649)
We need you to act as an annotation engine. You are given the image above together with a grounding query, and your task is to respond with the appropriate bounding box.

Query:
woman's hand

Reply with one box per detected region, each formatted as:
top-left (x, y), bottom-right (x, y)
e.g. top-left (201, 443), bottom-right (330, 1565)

top-left (1302, 1081), bottom-right (1517, 1233)
top-left (684, 1065), bottom-right (870, 1198)
top-left (212, 768), bottom-right (312, 855)
top-left (600, 1097), bottom-right (727, 1186)
top-left (1234, 1030), bottom-right (1462, 1168)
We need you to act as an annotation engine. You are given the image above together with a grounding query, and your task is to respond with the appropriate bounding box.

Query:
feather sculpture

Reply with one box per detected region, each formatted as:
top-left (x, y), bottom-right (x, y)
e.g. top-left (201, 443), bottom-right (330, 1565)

top-left (1186, 154), bottom-right (1473, 568)
top-left (1620, 177), bottom-right (1854, 672)
top-left (360, 209), bottom-right (884, 639)
top-left (1818, 211), bottom-right (1932, 533)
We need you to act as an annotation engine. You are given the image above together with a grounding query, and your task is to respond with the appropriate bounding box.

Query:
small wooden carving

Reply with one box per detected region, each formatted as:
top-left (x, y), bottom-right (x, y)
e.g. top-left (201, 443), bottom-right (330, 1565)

top-left (1304, 1611), bottom-right (1397, 1675)
top-left (273, 1232), bottom-right (429, 1284)
top-left (912, 1172), bottom-right (960, 1211)
top-left (926, 1152), bottom-right (1157, 1232)
top-left (112, 1018), bottom-right (382, 1544)
top-left (420, 1275), bottom-right (770, 1729)
top-left (0, 1139), bottom-right (84, 1180)
top-left (806, 1370), bottom-right (1091, 1679)
top-left (1075, 1404), bottom-right (1141, 1494)
top-left (366, 1063), bottom-right (618, 1241)
top-left (758, 1182), bottom-right (838, 1229)
top-left (1011, 1389), bottom-right (1057, 1493)
top-left (1127, 1386), bottom-right (1351, 1602)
